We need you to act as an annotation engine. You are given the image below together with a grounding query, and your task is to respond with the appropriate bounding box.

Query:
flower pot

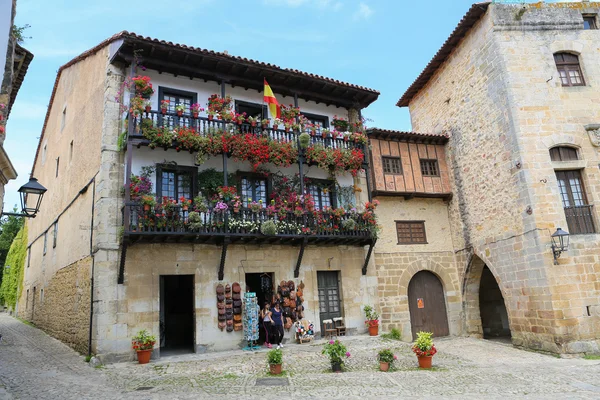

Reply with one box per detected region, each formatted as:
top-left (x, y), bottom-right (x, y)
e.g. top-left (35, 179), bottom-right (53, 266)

top-left (251, 122), bottom-right (257, 127)
top-left (331, 362), bottom-right (342, 373)
top-left (193, 112), bottom-right (198, 118)
top-left (177, 110), bottom-right (183, 117)
top-left (262, 124), bottom-right (267, 129)
top-left (273, 125), bottom-right (278, 130)
top-left (237, 121), bottom-right (243, 125)
top-left (145, 106), bottom-right (151, 113)
top-left (208, 114), bottom-right (214, 121)
top-left (182, 206), bottom-right (189, 211)
top-left (143, 204), bottom-right (151, 211)
top-left (269, 364), bottom-right (282, 375)
top-left (380, 361), bottom-right (390, 372)
top-left (161, 108), bottom-right (167, 115)
top-left (322, 133), bottom-right (328, 139)
top-left (368, 324), bottom-right (379, 336)
top-left (418, 355), bottom-right (433, 369)
top-left (137, 349), bottom-right (152, 364)
top-left (233, 207), bottom-right (240, 213)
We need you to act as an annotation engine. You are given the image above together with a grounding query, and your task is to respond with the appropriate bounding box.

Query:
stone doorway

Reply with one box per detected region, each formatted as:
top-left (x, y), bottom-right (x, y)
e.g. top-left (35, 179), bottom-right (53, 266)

top-left (407, 271), bottom-right (450, 339)
top-left (160, 275), bottom-right (195, 355)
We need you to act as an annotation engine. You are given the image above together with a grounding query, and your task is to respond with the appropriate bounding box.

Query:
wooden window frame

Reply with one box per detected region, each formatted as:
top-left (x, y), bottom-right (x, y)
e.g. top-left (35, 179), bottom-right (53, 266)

top-left (158, 87), bottom-right (198, 113)
top-left (549, 146), bottom-right (579, 162)
top-left (237, 171), bottom-right (270, 206)
top-left (301, 112), bottom-right (330, 129)
top-left (307, 178), bottom-right (337, 209)
top-left (420, 159), bottom-right (440, 177)
top-left (156, 164), bottom-right (198, 201)
top-left (382, 156), bottom-right (403, 175)
top-left (234, 100), bottom-right (267, 120)
top-left (395, 220), bottom-right (428, 245)
top-left (554, 53), bottom-right (585, 87)
top-left (583, 15), bottom-right (598, 30)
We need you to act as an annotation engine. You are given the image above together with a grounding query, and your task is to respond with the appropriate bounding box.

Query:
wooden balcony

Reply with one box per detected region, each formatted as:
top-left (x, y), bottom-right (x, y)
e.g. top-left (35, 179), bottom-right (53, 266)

top-left (564, 205), bottom-right (596, 235)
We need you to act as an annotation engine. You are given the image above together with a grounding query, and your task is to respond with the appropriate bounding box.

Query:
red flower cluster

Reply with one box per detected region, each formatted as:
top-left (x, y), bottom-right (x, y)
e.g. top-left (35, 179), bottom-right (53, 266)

top-left (412, 345), bottom-right (437, 357)
top-left (305, 145), bottom-right (365, 176)
top-left (207, 94), bottom-right (233, 114)
top-left (132, 76), bottom-right (154, 98)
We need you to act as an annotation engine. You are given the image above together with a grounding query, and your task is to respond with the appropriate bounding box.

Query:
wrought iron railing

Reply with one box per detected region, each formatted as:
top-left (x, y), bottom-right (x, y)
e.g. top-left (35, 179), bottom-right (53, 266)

top-left (564, 205), bottom-right (596, 235)
top-left (129, 110), bottom-right (364, 151)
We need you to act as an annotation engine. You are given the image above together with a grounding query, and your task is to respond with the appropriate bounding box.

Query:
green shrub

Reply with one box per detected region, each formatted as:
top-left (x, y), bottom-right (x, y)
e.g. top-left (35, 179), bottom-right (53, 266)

top-left (298, 132), bottom-right (311, 149)
top-left (267, 348), bottom-right (283, 365)
top-left (378, 349), bottom-right (396, 364)
top-left (0, 226), bottom-right (27, 308)
top-left (261, 220), bottom-right (277, 236)
top-left (381, 328), bottom-right (402, 340)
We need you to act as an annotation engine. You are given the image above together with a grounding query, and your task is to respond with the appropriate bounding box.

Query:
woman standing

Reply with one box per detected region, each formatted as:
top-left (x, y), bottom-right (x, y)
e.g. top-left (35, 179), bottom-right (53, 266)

top-left (260, 303), bottom-right (273, 349)
top-left (271, 302), bottom-right (285, 349)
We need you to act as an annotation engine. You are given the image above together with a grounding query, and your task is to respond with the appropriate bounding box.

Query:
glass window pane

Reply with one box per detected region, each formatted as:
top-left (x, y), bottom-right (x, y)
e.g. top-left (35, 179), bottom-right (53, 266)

top-left (162, 171), bottom-right (175, 199)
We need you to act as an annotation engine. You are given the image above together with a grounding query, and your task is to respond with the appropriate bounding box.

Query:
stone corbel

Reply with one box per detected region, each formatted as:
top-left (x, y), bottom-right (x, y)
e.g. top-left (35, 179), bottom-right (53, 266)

top-left (584, 124), bottom-right (600, 147)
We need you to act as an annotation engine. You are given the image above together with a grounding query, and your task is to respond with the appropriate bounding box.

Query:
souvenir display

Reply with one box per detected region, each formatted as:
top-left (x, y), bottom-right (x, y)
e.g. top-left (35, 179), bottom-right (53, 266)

top-left (294, 320), bottom-right (314, 344)
top-left (243, 292), bottom-right (259, 343)
top-left (217, 282), bottom-right (243, 333)
top-left (275, 279), bottom-right (306, 330)
top-left (216, 284), bottom-right (225, 331)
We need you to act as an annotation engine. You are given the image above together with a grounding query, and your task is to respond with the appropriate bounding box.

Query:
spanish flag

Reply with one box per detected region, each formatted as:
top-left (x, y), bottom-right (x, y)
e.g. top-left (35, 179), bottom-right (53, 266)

top-left (263, 79), bottom-right (281, 119)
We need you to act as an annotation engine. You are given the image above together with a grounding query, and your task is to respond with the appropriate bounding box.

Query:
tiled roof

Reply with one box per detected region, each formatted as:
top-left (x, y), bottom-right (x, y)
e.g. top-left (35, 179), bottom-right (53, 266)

top-left (367, 128), bottom-right (449, 144)
top-left (396, 2), bottom-right (491, 107)
top-left (7, 44), bottom-right (34, 118)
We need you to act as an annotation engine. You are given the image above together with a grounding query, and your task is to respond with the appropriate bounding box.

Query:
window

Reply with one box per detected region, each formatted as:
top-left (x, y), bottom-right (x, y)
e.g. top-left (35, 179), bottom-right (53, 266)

top-left (554, 53), bottom-right (585, 87)
top-left (583, 15), bottom-right (597, 30)
top-left (382, 156), bottom-right (402, 174)
top-left (556, 170), bottom-right (595, 234)
top-left (156, 165), bottom-right (197, 201)
top-left (159, 87), bottom-right (197, 127)
top-left (42, 143), bottom-right (47, 164)
top-left (239, 175), bottom-right (267, 207)
top-left (53, 222), bottom-right (58, 248)
top-left (301, 112), bottom-right (329, 131)
top-left (43, 232), bottom-right (47, 255)
top-left (55, 157), bottom-right (60, 178)
top-left (61, 106), bottom-right (66, 131)
top-left (235, 100), bottom-right (266, 120)
top-left (420, 159), bottom-right (439, 177)
top-left (396, 221), bottom-right (427, 244)
top-left (308, 180), bottom-right (335, 210)
top-left (550, 146), bottom-right (578, 162)
top-left (69, 140), bottom-right (74, 162)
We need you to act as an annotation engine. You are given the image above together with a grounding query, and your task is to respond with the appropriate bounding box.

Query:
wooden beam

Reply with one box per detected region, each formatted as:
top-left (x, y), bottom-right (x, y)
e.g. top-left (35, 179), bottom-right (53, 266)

top-left (362, 240), bottom-right (376, 275)
top-left (218, 237), bottom-right (230, 281)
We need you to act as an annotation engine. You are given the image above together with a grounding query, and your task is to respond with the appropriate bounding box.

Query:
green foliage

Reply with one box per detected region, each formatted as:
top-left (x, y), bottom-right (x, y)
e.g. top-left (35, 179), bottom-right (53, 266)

top-left (298, 132), bottom-right (310, 149)
top-left (260, 220), bottom-right (277, 236)
top-left (117, 131), bottom-right (127, 151)
top-left (197, 169), bottom-right (238, 200)
top-left (322, 339), bottom-right (350, 365)
top-left (381, 328), bottom-right (402, 340)
top-left (363, 305), bottom-right (380, 322)
top-left (413, 331), bottom-right (434, 351)
top-left (267, 348), bottom-right (283, 365)
top-left (0, 226), bottom-right (27, 308)
top-left (11, 24), bottom-right (31, 44)
top-left (378, 348), bottom-right (396, 364)
top-left (131, 329), bottom-right (156, 351)
top-left (341, 219), bottom-right (356, 230)
top-left (584, 354), bottom-right (600, 360)
top-left (0, 209), bottom-right (23, 286)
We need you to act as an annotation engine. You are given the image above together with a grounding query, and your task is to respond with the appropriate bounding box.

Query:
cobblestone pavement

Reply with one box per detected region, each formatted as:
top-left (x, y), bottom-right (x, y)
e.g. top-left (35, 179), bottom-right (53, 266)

top-left (2, 313), bottom-right (600, 399)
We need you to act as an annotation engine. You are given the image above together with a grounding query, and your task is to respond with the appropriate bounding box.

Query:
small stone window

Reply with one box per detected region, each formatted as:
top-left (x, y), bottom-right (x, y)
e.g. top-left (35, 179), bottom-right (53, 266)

top-left (382, 156), bottom-right (402, 175)
top-left (583, 15), bottom-right (597, 30)
top-left (550, 146), bottom-right (578, 162)
top-left (554, 53), bottom-right (585, 87)
top-left (396, 221), bottom-right (427, 245)
top-left (420, 159), bottom-right (439, 177)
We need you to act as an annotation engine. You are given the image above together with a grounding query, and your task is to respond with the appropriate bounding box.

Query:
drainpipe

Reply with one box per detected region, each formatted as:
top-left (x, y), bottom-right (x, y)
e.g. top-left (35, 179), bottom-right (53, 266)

top-left (87, 177), bottom-right (96, 357)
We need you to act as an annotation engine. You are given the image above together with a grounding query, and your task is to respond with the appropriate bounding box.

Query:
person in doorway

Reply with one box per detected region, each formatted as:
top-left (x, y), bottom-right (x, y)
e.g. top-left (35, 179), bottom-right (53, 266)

top-left (271, 302), bottom-right (285, 349)
top-left (260, 303), bottom-right (273, 348)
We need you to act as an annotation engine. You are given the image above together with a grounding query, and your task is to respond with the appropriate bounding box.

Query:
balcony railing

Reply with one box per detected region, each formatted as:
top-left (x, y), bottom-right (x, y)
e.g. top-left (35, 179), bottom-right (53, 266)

top-left (128, 110), bottom-right (364, 151)
top-left (564, 205), bottom-right (596, 235)
top-left (124, 203), bottom-right (374, 246)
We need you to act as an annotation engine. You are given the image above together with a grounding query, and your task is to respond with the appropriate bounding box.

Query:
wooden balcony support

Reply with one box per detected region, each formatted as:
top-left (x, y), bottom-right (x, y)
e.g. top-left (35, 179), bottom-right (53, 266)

top-left (218, 236), bottom-right (230, 281)
top-left (118, 239), bottom-right (128, 284)
top-left (362, 239), bottom-right (376, 276)
top-left (294, 237), bottom-right (308, 278)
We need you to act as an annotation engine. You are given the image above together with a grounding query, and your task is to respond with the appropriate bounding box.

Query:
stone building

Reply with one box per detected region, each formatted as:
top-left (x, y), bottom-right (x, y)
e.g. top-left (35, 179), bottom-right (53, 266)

top-left (398, 1), bottom-right (600, 354)
top-left (0, 0), bottom-right (33, 209)
top-left (20, 31), bottom-right (383, 361)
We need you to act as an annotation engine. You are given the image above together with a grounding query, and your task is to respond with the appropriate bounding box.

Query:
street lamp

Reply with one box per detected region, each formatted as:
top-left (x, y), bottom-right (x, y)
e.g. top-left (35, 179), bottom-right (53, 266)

top-left (551, 227), bottom-right (570, 265)
top-left (1, 177), bottom-right (47, 218)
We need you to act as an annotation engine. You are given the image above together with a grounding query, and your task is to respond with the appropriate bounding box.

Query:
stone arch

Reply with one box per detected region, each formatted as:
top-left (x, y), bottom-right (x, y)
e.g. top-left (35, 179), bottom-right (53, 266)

top-left (462, 253), bottom-right (511, 339)
top-left (398, 258), bottom-right (458, 297)
top-left (549, 41), bottom-right (584, 56)
top-left (541, 134), bottom-right (584, 151)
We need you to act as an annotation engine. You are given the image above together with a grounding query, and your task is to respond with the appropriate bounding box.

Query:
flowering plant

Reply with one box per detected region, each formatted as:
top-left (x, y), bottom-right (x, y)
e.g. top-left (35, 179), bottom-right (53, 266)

top-left (161, 197), bottom-right (178, 214)
top-left (191, 103), bottom-right (204, 113)
top-left (175, 103), bottom-right (186, 112)
top-left (129, 96), bottom-right (145, 116)
top-left (249, 200), bottom-right (262, 213)
top-left (247, 115), bottom-right (258, 125)
top-left (160, 99), bottom-right (170, 111)
top-left (176, 127), bottom-right (202, 152)
top-left (261, 118), bottom-right (270, 127)
top-left (132, 76), bottom-right (154, 98)
top-left (217, 186), bottom-right (237, 200)
top-left (207, 109), bottom-right (217, 118)
top-left (131, 329), bottom-right (156, 351)
top-left (305, 145), bottom-right (365, 176)
top-left (234, 112), bottom-right (246, 124)
top-left (365, 200), bottom-right (379, 211)
top-left (273, 118), bottom-right (283, 127)
top-left (280, 104), bottom-right (300, 122)
top-left (207, 94), bottom-right (233, 113)
top-left (378, 349), bottom-right (397, 364)
top-left (140, 195), bottom-right (156, 209)
top-left (412, 331), bottom-right (437, 357)
top-left (214, 201), bottom-right (229, 213)
top-left (179, 197), bottom-right (192, 208)
top-left (332, 115), bottom-right (349, 132)
top-left (129, 174), bottom-right (153, 201)
top-left (144, 125), bottom-right (175, 148)
top-left (363, 305), bottom-right (380, 327)
top-left (322, 340), bottom-right (351, 365)
top-left (220, 110), bottom-right (234, 122)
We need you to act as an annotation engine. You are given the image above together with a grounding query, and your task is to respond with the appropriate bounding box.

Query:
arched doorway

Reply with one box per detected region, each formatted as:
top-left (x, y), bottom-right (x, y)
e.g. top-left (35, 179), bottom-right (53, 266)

top-left (479, 266), bottom-right (511, 338)
top-left (408, 271), bottom-right (450, 339)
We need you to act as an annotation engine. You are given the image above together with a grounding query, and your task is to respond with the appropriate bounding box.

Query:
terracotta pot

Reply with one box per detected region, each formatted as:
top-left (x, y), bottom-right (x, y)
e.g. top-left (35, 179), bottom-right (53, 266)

top-left (193, 112), bottom-right (198, 118)
top-left (237, 120), bottom-right (243, 125)
top-left (145, 106), bottom-right (151, 113)
top-left (269, 364), bottom-right (282, 375)
top-left (322, 133), bottom-right (328, 139)
top-left (182, 206), bottom-right (189, 211)
top-left (161, 108), bottom-right (167, 115)
top-left (208, 114), bottom-right (214, 121)
top-left (273, 124), bottom-right (278, 130)
top-left (262, 124), bottom-right (267, 129)
top-left (143, 204), bottom-right (151, 211)
top-left (233, 207), bottom-right (240, 213)
top-left (331, 362), bottom-right (342, 373)
top-left (177, 110), bottom-right (183, 117)
top-left (251, 122), bottom-right (257, 127)
top-left (368, 324), bottom-right (379, 336)
top-left (285, 127), bottom-right (290, 132)
top-left (380, 361), bottom-right (390, 372)
top-left (418, 355), bottom-right (433, 369)
top-left (137, 349), bottom-right (152, 364)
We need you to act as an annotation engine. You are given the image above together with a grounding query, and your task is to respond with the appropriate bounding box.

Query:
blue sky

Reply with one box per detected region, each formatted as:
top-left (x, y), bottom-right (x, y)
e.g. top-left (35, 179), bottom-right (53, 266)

top-left (4, 0), bottom-right (482, 209)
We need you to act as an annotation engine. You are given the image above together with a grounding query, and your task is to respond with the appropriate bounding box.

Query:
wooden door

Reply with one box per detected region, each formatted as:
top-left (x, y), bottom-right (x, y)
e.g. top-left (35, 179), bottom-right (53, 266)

top-left (408, 271), bottom-right (449, 339)
top-left (317, 271), bottom-right (342, 335)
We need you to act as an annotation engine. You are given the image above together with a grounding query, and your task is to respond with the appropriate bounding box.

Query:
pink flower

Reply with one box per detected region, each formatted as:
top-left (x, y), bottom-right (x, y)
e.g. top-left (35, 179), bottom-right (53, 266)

top-left (393, 355), bottom-right (398, 360)
top-left (329, 340), bottom-right (335, 345)
top-left (345, 352), bottom-right (351, 358)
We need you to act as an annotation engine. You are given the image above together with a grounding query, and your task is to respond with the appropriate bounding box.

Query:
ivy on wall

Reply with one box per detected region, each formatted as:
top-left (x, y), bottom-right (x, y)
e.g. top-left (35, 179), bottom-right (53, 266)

top-left (0, 226), bottom-right (27, 309)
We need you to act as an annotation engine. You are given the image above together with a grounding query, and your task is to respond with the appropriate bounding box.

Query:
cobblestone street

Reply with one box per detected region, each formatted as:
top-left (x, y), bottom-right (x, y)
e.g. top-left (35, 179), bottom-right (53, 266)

top-left (1, 313), bottom-right (600, 399)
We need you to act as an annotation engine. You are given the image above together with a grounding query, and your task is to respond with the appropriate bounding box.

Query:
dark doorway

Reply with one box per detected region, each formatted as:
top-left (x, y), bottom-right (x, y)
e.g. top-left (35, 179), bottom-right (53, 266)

top-left (479, 267), bottom-right (511, 338)
top-left (317, 271), bottom-right (342, 336)
top-left (245, 273), bottom-right (274, 345)
top-left (160, 275), bottom-right (195, 355)
top-left (408, 271), bottom-right (450, 339)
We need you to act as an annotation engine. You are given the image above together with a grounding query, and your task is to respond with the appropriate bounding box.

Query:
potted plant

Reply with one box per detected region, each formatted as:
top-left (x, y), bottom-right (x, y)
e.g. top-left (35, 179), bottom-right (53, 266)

top-left (160, 99), bottom-right (170, 115)
top-left (261, 118), bottom-right (270, 129)
top-left (235, 112), bottom-right (246, 125)
top-left (131, 329), bottom-right (156, 364)
top-left (247, 116), bottom-right (258, 127)
top-left (175, 104), bottom-right (186, 117)
top-left (273, 118), bottom-right (282, 131)
top-left (322, 339), bottom-right (350, 373)
top-left (140, 195), bottom-right (156, 211)
top-left (332, 115), bottom-right (349, 132)
top-left (131, 76), bottom-right (154, 98)
top-left (412, 331), bottom-right (437, 369)
top-left (378, 349), bottom-right (397, 372)
top-left (299, 132), bottom-right (311, 150)
top-left (363, 305), bottom-right (380, 336)
top-left (179, 196), bottom-right (192, 211)
top-left (321, 128), bottom-right (330, 139)
top-left (144, 100), bottom-right (152, 113)
top-left (207, 109), bottom-right (217, 121)
top-left (267, 348), bottom-right (283, 375)
top-left (191, 103), bottom-right (204, 118)
top-left (284, 121), bottom-right (292, 133)
top-left (129, 96), bottom-right (145, 117)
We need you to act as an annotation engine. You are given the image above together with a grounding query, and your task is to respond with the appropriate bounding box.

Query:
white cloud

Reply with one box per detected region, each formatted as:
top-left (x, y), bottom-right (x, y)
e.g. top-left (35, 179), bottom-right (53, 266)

top-left (353, 2), bottom-right (373, 20)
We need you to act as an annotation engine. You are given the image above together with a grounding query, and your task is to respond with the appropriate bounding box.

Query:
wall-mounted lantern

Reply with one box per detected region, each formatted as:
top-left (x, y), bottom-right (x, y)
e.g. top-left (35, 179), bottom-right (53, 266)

top-left (1, 177), bottom-right (47, 218)
top-left (551, 227), bottom-right (570, 265)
